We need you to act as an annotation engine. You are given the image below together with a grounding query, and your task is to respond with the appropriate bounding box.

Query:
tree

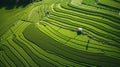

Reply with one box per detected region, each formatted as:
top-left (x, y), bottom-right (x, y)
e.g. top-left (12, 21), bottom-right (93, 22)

top-left (0, 0), bottom-right (42, 9)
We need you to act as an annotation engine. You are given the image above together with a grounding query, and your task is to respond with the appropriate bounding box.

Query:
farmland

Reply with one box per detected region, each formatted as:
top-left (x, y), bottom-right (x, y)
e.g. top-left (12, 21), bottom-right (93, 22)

top-left (0, 0), bottom-right (120, 67)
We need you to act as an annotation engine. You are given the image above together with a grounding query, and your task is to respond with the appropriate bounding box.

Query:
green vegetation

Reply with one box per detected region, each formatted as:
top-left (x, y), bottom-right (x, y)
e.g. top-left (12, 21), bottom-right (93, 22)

top-left (98, 0), bottom-right (120, 10)
top-left (0, 0), bottom-right (42, 8)
top-left (0, 0), bottom-right (120, 67)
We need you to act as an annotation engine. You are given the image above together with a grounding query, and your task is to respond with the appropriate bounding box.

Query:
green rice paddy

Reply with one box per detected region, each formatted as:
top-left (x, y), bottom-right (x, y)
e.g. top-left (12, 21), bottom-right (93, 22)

top-left (0, 0), bottom-right (120, 67)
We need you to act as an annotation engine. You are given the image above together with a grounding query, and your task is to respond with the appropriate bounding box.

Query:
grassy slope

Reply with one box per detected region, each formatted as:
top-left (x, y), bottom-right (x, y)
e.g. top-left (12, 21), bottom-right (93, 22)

top-left (0, 8), bottom-right (23, 37)
top-left (0, 2), bottom-right (36, 37)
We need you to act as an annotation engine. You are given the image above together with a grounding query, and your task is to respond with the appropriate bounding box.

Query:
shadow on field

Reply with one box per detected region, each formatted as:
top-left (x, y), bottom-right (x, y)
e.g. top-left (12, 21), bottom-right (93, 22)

top-left (77, 31), bottom-right (82, 35)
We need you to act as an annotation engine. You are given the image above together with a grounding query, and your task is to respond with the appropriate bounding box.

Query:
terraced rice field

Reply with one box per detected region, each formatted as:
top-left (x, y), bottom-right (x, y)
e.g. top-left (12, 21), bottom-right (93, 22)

top-left (0, 0), bottom-right (120, 67)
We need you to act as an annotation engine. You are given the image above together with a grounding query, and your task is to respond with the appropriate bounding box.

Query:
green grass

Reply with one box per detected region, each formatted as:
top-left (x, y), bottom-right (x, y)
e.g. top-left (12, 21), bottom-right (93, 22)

top-left (98, 0), bottom-right (120, 10)
top-left (0, 0), bottom-right (120, 67)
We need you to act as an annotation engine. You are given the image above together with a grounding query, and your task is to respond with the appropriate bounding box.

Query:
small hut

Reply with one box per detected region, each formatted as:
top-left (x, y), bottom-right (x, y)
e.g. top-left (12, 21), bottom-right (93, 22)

top-left (78, 27), bottom-right (82, 31)
top-left (77, 27), bottom-right (83, 35)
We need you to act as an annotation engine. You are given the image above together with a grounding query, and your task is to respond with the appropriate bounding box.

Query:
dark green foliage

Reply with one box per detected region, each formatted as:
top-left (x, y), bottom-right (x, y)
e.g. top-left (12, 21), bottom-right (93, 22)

top-left (0, 60), bottom-right (6, 67)
top-left (0, 0), bottom-right (42, 9)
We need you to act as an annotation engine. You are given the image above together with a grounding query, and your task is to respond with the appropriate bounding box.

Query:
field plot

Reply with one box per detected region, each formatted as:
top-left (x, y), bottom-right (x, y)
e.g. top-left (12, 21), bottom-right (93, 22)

top-left (0, 0), bottom-right (120, 67)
